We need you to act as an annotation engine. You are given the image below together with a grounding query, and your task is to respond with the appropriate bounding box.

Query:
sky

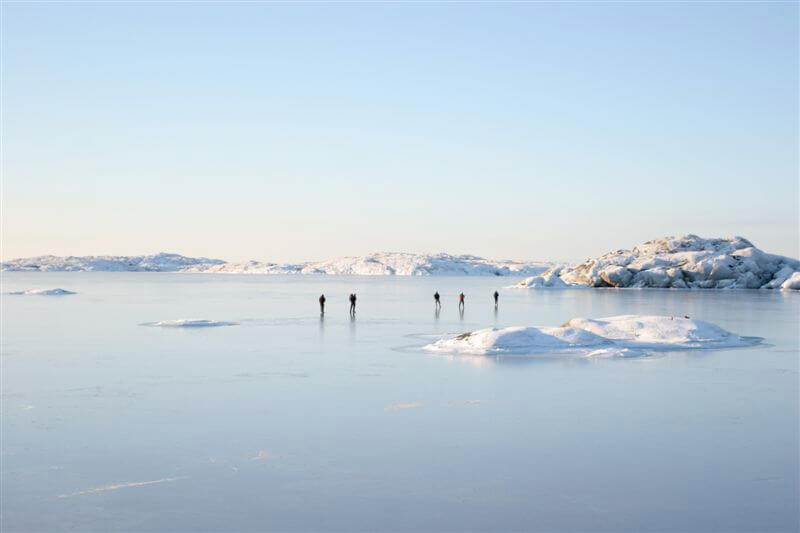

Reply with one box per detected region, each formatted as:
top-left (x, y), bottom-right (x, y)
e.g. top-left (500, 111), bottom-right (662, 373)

top-left (1, 1), bottom-right (798, 263)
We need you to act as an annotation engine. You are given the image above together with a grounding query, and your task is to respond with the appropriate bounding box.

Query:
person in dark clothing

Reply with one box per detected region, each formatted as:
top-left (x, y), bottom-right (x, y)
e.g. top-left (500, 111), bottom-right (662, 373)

top-left (319, 294), bottom-right (326, 315)
top-left (458, 292), bottom-right (465, 311)
top-left (434, 291), bottom-right (441, 308)
top-left (493, 290), bottom-right (499, 307)
top-left (349, 293), bottom-right (357, 316)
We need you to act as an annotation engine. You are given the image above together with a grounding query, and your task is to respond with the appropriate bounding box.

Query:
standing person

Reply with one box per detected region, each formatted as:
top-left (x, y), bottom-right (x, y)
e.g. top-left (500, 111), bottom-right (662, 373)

top-left (319, 294), bottom-right (326, 315)
top-left (493, 290), bottom-right (499, 307)
top-left (349, 293), bottom-right (357, 316)
top-left (458, 292), bottom-right (465, 311)
top-left (434, 291), bottom-right (441, 308)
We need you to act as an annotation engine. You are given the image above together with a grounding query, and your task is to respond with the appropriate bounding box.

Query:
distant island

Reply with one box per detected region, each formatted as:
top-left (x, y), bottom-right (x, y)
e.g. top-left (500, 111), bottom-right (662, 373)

top-left (1, 251), bottom-right (550, 277)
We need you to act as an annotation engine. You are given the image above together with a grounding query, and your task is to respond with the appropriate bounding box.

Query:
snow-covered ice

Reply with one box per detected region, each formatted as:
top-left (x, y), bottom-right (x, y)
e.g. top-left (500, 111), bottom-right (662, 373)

top-left (142, 319), bottom-right (238, 328)
top-left (514, 235), bottom-right (800, 290)
top-left (2, 252), bottom-right (550, 276)
top-left (424, 315), bottom-right (759, 357)
top-left (6, 288), bottom-right (76, 296)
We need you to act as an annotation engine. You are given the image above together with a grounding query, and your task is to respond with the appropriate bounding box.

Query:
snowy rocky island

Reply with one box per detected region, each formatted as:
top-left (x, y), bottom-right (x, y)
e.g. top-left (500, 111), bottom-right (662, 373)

top-left (1, 253), bottom-right (225, 272)
top-left (514, 235), bottom-right (800, 291)
top-left (1, 252), bottom-right (550, 277)
top-left (425, 315), bottom-right (760, 358)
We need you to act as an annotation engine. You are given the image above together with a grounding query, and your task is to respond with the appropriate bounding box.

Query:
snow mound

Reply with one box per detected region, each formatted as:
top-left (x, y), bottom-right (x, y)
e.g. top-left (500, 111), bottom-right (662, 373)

top-left (143, 319), bottom-right (238, 328)
top-left (514, 235), bottom-right (800, 290)
top-left (3, 252), bottom-right (549, 276)
top-left (424, 315), bottom-right (759, 357)
top-left (7, 288), bottom-right (76, 296)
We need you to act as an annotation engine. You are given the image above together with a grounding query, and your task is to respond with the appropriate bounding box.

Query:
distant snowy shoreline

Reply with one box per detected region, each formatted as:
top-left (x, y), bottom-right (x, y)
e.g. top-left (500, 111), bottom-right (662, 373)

top-left (1, 252), bottom-right (550, 277)
top-left (5, 235), bottom-right (799, 290)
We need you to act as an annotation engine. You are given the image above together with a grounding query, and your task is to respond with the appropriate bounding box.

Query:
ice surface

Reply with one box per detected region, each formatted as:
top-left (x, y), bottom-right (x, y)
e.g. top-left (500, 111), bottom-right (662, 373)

top-left (2, 252), bottom-right (550, 277)
top-left (6, 288), bottom-right (76, 296)
top-left (514, 235), bottom-right (800, 290)
top-left (2, 273), bottom-right (797, 532)
top-left (424, 315), bottom-right (759, 357)
top-left (143, 319), bottom-right (238, 328)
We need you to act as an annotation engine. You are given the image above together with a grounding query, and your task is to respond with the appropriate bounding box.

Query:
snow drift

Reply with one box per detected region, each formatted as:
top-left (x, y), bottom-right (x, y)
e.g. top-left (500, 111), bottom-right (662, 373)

top-left (7, 288), bottom-right (76, 296)
top-left (424, 315), bottom-right (759, 357)
top-left (3, 252), bottom-right (549, 277)
top-left (514, 235), bottom-right (799, 290)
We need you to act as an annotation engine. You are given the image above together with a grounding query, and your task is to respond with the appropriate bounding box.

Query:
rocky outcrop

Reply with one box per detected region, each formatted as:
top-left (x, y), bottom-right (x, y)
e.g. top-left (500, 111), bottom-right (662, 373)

top-left (515, 235), bottom-right (799, 290)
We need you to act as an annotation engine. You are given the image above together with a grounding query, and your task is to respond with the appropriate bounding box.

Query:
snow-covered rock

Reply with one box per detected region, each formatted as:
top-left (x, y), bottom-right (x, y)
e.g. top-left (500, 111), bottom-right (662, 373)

top-left (599, 265), bottom-right (633, 288)
top-left (6, 288), bottom-right (76, 296)
top-left (514, 235), bottom-right (800, 290)
top-left (780, 272), bottom-right (800, 291)
top-left (3, 252), bottom-right (550, 277)
top-left (516, 266), bottom-right (574, 288)
top-left (424, 315), bottom-right (759, 357)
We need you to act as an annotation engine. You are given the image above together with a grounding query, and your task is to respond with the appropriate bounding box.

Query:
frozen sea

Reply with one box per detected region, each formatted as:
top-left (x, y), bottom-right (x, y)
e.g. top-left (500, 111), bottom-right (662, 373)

top-left (1, 273), bottom-right (798, 532)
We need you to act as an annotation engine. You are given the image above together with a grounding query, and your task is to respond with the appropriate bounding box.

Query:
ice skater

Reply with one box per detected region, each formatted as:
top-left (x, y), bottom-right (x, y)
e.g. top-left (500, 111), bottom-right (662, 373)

top-left (458, 292), bottom-right (465, 311)
top-left (434, 291), bottom-right (441, 309)
top-left (493, 290), bottom-right (499, 307)
top-left (349, 293), bottom-right (357, 316)
top-left (319, 294), bottom-right (326, 315)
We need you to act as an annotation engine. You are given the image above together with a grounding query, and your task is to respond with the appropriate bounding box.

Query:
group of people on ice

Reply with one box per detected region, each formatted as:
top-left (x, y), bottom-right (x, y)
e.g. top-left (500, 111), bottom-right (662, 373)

top-left (318, 290), bottom-right (499, 315)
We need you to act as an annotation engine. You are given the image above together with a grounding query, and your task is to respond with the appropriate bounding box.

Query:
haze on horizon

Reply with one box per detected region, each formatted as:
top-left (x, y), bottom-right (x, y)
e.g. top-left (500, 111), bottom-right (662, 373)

top-left (2, 2), bottom-right (797, 264)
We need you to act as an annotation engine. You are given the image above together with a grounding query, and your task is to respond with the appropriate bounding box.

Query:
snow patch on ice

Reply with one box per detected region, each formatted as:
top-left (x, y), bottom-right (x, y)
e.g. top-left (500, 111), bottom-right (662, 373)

top-left (424, 315), bottom-right (759, 357)
top-left (142, 319), bottom-right (238, 328)
top-left (7, 288), bottom-right (76, 296)
top-left (57, 476), bottom-right (186, 498)
top-left (385, 401), bottom-right (424, 412)
top-left (513, 235), bottom-right (800, 290)
top-left (251, 450), bottom-right (273, 461)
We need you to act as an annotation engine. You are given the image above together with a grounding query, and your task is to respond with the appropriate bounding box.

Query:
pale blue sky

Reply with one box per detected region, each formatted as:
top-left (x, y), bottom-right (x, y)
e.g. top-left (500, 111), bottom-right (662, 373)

top-left (2, 1), bottom-right (797, 262)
